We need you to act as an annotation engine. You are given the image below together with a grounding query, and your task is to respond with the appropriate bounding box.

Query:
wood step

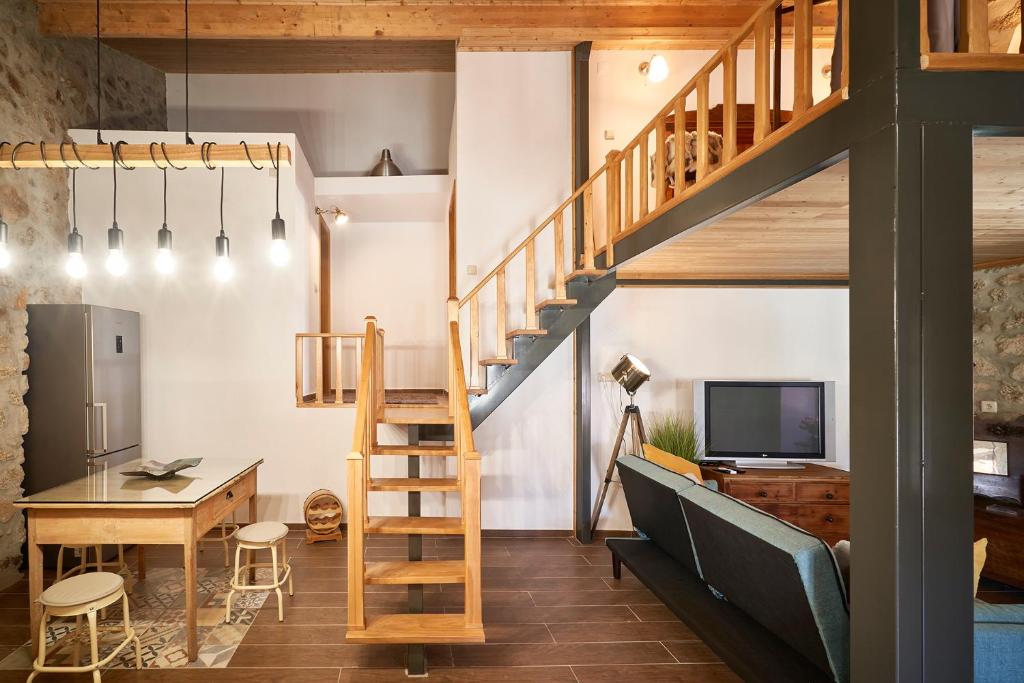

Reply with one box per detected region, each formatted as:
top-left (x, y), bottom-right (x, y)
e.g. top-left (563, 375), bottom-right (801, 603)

top-left (567, 268), bottom-right (607, 281)
top-left (346, 614), bottom-right (484, 644)
top-left (506, 328), bottom-right (548, 339)
top-left (480, 357), bottom-right (519, 366)
top-left (467, 386), bottom-right (488, 396)
top-left (364, 560), bottom-right (465, 585)
top-left (536, 298), bottom-right (577, 311)
top-left (366, 516), bottom-right (464, 535)
top-left (379, 406), bottom-right (454, 425)
top-left (369, 477), bottom-right (460, 492)
top-left (371, 444), bottom-right (456, 457)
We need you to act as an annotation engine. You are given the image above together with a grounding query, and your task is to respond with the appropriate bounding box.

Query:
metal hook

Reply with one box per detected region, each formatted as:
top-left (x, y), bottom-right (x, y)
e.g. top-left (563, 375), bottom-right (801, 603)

top-left (39, 142), bottom-right (55, 169)
top-left (149, 142), bottom-right (167, 170)
top-left (112, 141), bottom-right (136, 170)
top-left (160, 142), bottom-right (187, 171)
top-left (200, 141), bottom-right (218, 170)
top-left (240, 141), bottom-right (264, 170)
top-left (69, 141), bottom-right (100, 170)
top-left (10, 142), bottom-right (32, 170)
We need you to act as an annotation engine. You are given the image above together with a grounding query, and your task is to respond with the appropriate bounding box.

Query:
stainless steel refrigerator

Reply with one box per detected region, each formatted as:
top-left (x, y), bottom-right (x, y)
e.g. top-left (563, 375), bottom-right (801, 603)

top-left (24, 304), bottom-right (142, 497)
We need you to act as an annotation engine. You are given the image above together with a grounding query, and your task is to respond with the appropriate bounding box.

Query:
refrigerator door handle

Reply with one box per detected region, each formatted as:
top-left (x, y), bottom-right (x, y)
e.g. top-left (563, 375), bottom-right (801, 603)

top-left (86, 402), bottom-right (108, 454)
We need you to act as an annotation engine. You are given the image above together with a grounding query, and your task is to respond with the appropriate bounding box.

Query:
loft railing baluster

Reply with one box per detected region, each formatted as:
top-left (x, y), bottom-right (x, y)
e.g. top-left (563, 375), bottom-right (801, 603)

top-left (470, 295), bottom-right (480, 387)
top-left (723, 46), bottom-right (738, 163)
top-left (655, 117), bottom-right (667, 206)
top-left (753, 11), bottom-right (772, 143)
top-left (793, 0), bottom-right (813, 115)
top-left (639, 132), bottom-right (649, 218)
top-left (554, 212), bottom-right (567, 299)
top-left (525, 240), bottom-right (537, 329)
top-left (624, 149), bottom-right (634, 229)
top-left (583, 186), bottom-right (596, 269)
top-left (696, 74), bottom-right (710, 180)
top-left (334, 336), bottom-right (343, 405)
top-left (495, 268), bottom-right (508, 358)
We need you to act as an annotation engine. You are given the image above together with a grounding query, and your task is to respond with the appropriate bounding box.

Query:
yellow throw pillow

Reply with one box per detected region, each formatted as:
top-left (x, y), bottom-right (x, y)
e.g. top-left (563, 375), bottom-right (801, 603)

top-left (642, 443), bottom-right (704, 484)
top-left (974, 538), bottom-right (988, 597)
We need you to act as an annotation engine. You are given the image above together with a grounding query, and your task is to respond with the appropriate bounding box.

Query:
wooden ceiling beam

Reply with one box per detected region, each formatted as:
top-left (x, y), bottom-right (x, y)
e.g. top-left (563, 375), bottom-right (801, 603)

top-left (36, 1), bottom-right (837, 43)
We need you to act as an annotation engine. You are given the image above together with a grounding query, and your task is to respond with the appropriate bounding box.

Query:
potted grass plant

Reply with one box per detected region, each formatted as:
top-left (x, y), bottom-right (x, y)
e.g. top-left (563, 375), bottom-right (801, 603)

top-left (647, 412), bottom-right (704, 464)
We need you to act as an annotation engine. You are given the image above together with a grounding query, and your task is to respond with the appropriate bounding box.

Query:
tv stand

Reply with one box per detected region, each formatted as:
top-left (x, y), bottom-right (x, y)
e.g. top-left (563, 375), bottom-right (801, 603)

top-left (700, 463), bottom-right (849, 545)
top-left (730, 460), bottom-right (806, 470)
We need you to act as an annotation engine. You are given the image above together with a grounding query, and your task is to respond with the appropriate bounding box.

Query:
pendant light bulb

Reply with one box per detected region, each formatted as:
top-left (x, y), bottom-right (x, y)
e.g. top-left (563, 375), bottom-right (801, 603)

top-left (105, 223), bottom-right (127, 276)
top-left (269, 214), bottom-right (288, 266)
top-left (0, 216), bottom-right (11, 270)
top-left (214, 230), bottom-right (233, 282)
top-left (155, 224), bottom-right (175, 274)
top-left (65, 228), bottom-right (87, 279)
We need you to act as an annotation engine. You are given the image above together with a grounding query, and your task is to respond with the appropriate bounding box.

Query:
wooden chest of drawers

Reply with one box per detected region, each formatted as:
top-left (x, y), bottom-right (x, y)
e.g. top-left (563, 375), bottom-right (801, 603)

top-left (699, 464), bottom-right (851, 546)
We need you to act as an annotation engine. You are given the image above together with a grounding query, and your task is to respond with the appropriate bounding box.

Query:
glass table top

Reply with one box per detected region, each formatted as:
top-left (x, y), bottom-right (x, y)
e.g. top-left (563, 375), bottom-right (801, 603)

top-left (16, 457), bottom-right (263, 506)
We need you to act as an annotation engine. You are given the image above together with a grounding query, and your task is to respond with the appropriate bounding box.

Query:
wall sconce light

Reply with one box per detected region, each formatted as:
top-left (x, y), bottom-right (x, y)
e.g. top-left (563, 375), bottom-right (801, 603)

top-left (639, 54), bottom-right (669, 83)
top-left (316, 206), bottom-right (350, 227)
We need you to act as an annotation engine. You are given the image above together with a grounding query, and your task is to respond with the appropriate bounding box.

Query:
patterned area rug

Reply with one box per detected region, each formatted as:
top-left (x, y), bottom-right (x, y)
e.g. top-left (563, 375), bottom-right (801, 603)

top-left (0, 565), bottom-right (268, 670)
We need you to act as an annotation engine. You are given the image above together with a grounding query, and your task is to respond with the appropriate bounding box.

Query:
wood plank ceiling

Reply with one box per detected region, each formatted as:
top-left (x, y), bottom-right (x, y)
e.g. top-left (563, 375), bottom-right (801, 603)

top-left (36, 0), bottom-right (837, 73)
top-left (618, 136), bottom-right (1024, 281)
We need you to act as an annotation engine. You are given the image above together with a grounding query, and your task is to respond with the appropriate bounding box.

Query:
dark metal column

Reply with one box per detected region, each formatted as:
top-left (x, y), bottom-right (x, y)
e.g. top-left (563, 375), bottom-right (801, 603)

top-left (572, 41), bottom-right (594, 545)
top-left (406, 425), bottom-right (425, 676)
top-left (849, 121), bottom-right (974, 682)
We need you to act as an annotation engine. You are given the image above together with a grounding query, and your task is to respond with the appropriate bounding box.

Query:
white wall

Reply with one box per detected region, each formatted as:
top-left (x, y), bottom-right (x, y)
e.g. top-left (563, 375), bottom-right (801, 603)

top-left (72, 129), bottom-right (352, 523)
top-left (589, 287), bottom-right (850, 530)
top-left (588, 48), bottom-right (836, 174)
top-left (331, 220), bottom-right (448, 389)
top-left (167, 73), bottom-right (455, 177)
top-left (454, 51), bottom-right (576, 529)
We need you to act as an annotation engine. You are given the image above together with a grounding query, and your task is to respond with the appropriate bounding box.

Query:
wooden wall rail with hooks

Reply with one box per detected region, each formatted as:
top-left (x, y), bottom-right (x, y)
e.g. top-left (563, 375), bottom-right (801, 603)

top-left (0, 142), bottom-right (293, 169)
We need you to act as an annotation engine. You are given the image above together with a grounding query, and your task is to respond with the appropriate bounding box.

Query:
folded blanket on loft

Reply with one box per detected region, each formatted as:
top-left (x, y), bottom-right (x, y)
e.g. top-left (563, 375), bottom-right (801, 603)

top-left (650, 130), bottom-right (724, 191)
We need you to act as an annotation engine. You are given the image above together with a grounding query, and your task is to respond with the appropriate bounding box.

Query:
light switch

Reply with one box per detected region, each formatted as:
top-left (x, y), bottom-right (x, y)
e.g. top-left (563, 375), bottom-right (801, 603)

top-left (604, 130), bottom-right (615, 140)
top-left (981, 400), bottom-right (998, 413)
top-left (467, 265), bottom-right (477, 275)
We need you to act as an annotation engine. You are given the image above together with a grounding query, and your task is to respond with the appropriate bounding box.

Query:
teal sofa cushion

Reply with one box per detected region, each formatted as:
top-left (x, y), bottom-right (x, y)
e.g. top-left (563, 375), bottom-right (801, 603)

top-left (679, 484), bottom-right (849, 683)
top-left (975, 599), bottom-right (1024, 683)
top-left (615, 454), bottom-right (702, 577)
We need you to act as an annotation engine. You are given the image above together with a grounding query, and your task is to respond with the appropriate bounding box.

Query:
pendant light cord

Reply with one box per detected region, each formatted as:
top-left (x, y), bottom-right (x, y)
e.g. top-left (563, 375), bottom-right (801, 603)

top-left (112, 161), bottom-right (117, 225)
top-left (219, 167), bottom-right (225, 235)
top-left (274, 142), bottom-right (281, 217)
top-left (162, 168), bottom-right (168, 225)
top-left (94, 0), bottom-right (100, 143)
top-left (184, 0), bottom-right (193, 145)
top-left (72, 169), bottom-right (78, 230)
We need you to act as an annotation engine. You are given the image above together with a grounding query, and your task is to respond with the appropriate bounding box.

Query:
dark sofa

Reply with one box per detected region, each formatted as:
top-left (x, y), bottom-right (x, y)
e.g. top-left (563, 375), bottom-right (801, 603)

top-left (610, 454), bottom-right (1024, 683)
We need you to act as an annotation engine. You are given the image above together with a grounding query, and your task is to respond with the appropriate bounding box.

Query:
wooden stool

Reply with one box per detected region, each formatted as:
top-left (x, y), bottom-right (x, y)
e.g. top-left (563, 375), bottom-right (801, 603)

top-left (225, 522), bottom-right (293, 623)
top-left (28, 572), bottom-right (141, 683)
top-left (56, 545), bottom-right (132, 594)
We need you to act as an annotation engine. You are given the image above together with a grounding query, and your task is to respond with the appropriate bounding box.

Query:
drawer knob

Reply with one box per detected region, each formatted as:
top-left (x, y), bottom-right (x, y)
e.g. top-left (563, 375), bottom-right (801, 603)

top-left (825, 492), bottom-right (835, 500)
top-left (825, 514), bottom-right (835, 523)
top-left (757, 490), bottom-right (768, 498)
top-left (226, 490), bottom-right (234, 500)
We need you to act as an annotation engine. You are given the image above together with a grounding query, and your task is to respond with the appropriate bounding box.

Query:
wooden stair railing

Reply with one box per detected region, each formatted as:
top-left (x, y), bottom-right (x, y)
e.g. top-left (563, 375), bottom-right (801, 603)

top-left (450, 0), bottom-right (849, 398)
top-left (294, 331), bottom-right (375, 407)
top-left (346, 315), bottom-right (484, 644)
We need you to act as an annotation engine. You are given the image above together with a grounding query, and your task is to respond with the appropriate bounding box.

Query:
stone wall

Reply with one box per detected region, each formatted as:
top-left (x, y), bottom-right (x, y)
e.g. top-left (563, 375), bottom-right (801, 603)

top-left (975, 263), bottom-right (1024, 422)
top-left (0, 0), bottom-right (165, 586)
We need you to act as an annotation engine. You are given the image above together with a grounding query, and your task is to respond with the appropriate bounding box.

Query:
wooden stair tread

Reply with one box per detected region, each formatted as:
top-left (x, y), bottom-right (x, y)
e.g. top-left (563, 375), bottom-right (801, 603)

top-left (379, 406), bottom-right (454, 425)
top-left (506, 328), bottom-right (548, 339)
top-left (372, 444), bottom-right (456, 457)
top-left (365, 560), bottom-right (465, 585)
top-left (567, 268), bottom-right (607, 281)
top-left (536, 298), bottom-right (577, 311)
top-left (480, 357), bottom-right (519, 366)
top-left (346, 614), bottom-right (484, 644)
top-left (369, 477), bottom-right (460, 492)
top-left (366, 516), bottom-right (464, 535)
top-left (467, 386), bottom-right (488, 396)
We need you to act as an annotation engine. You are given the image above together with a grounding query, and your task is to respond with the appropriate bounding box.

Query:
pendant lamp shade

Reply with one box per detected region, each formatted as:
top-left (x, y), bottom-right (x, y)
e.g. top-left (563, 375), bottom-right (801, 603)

top-left (369, 148), bottom-right (403, 177)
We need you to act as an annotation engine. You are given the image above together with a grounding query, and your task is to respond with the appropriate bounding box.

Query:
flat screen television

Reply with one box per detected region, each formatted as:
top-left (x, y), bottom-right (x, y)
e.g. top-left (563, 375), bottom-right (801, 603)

top-left (693, 380), bottom-right (837, 468)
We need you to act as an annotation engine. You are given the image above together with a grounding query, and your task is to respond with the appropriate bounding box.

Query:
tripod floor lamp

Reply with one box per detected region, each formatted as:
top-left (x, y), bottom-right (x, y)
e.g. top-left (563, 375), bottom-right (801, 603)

top-left (590, 354), bottom-right (651, 536)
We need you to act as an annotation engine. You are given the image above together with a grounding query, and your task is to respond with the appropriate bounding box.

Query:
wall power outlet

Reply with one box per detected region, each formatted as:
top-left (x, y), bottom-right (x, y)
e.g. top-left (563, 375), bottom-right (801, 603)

top-left (981, 400), bottom-right (998, 413)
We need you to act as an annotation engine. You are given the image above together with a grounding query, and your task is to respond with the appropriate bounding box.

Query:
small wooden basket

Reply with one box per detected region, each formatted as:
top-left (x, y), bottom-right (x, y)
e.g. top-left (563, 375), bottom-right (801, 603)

top-left (303, 489), bottom-right (344, 545)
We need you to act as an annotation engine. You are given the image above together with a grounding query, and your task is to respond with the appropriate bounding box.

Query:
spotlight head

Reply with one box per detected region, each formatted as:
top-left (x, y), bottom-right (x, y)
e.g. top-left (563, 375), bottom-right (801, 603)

top-left (611, 354), bottom-right (651, 395)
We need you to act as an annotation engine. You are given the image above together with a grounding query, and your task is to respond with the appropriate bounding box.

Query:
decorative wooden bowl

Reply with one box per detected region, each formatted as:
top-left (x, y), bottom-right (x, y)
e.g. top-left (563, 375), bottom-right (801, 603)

top-left (303, 488), bottom-right (344, 544)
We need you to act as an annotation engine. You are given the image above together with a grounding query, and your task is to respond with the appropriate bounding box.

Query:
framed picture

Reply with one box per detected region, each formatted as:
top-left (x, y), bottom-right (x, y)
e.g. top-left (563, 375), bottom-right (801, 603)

top-left (973, 440), bottom-right (1009, 476)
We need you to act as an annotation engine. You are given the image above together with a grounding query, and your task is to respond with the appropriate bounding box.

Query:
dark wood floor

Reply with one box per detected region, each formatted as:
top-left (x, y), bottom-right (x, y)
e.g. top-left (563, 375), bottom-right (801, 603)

top-left (0, 533), bottom-right (742, 682)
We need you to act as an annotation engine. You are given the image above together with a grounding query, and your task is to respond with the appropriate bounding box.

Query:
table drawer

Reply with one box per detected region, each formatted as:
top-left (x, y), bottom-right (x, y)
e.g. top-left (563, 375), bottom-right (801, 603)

top-left (196, 471), bottom-right (255, 537)
top-left (795, 505), bottom-right (850, 536)
top-left (727, 481), bottom-right (795, 502)
top-left (796, 482), bottom-right (850, 503)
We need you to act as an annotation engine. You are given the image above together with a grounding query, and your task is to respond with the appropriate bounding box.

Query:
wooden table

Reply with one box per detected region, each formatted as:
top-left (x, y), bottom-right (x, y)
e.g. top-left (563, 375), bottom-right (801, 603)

top-left (16, 457), bottom-right (262, 662)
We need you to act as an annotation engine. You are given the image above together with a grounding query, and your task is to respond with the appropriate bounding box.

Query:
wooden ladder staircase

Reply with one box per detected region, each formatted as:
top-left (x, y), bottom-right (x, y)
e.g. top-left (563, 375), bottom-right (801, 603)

top-left (345, 317), bottom-right (484, 651)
